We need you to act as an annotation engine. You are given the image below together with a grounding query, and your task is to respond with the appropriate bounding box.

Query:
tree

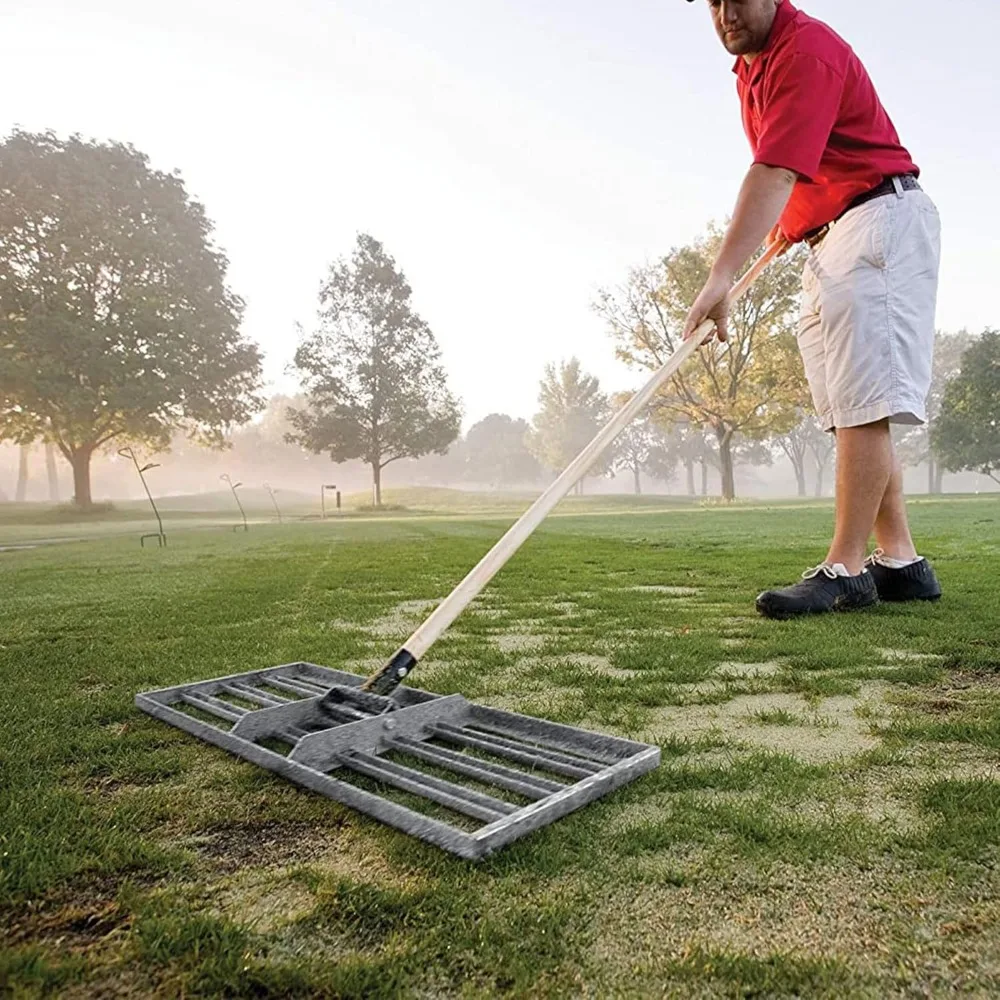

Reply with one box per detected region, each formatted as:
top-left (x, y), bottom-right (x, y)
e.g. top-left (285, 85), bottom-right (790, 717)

top-left (895, 330), bottom-right (978, 494)
top-left (774, 410), bottom-right (833, 497)
top-left (933, 330), bottom-right (1000, 485)
top-left (609, 393), bottom-right (657, 495)
top-left (608, 393), bottom-right (689, 495)
top-left (527, 358), bottom-right (608, 495)
top-left (641, 413), bottom-right (684, 492)
top-left (464, 414), bottom-right (540, 488)
top-left (807, 426), bottom-right (835, 498)
top-left (15, 444), bottom-right (28, 503)
top-left (596, 224), bottom-right (807, 500)
top-left (0, 130), bottom-right (264, 507)
top-left (44, 442), bottom-right (60, 503)
top-left (287, 234), bottom-right (462, 507)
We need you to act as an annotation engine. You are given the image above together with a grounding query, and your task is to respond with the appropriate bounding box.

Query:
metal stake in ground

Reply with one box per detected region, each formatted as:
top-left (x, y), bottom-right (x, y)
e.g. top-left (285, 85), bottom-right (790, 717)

top-left (360, 242), bottom-right (785, 696)
top-left (119, 447), bottom-right (166, 548)
top-left (220, 474), bottom-right (248, 532)
top-left (321, 484), bottom-right (337, 519)
top-left (264, 482), bottom-right (283, 524)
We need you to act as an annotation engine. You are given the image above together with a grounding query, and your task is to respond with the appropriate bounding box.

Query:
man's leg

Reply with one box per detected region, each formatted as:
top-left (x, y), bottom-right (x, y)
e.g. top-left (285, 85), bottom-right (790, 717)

top-left (825, 419), bottom-right (895, 575)
top-left (872, 449), bottom-right (918, 562)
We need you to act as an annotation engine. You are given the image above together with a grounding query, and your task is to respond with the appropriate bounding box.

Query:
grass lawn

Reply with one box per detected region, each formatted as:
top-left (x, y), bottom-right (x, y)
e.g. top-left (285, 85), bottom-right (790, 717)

top-left (2, 494), bottom-right (999, 997)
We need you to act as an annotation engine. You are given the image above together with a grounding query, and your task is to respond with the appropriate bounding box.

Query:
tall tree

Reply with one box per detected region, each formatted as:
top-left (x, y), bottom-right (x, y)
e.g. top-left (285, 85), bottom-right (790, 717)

top-left (932, 330), bottom-right (1000, 485)
top-left (287, 234), bottom-right (462, 507)
top-left (44, 442), bottom-right (60, 503)
top-left (774, 418), bottom-right (809, 497)
top-left (608, 394), bottom-right (684, 495)
top-left (464, 414), bottom-right (540, 488)
top-left (527, 358), bottom-right (608, 495)
top-left (0, 130), bottom-right (264, 507)
top-left (895, 330), bottom-right (977, 494)
top-left (642, 430), bottom-right (680, 492)
top-left (774, 410), bottom-right (832, 497)
top-left (596, 225), bottom-right (806, 500)
top-left (15, 444), bottom-right (29, 503)
top-left (665, 421), bottom-right (714, 496)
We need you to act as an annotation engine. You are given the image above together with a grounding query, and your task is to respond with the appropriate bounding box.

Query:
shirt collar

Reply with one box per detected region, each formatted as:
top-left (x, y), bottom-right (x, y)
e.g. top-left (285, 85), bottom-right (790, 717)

top-left (732, 1), bottom-right (799, 78)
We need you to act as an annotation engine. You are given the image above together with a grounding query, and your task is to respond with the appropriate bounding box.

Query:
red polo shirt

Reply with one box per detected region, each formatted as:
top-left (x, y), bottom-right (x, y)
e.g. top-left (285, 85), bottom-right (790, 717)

top-left (736, 1), bottom-right (918, 242)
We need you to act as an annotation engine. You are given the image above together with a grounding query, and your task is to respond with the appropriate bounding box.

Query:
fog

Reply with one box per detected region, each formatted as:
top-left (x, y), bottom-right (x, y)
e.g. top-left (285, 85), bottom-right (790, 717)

top-left (2, 1), bottom-right (998, 509)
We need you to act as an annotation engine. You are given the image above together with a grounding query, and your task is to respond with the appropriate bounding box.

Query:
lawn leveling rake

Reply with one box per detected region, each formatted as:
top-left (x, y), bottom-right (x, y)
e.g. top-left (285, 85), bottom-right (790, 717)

top-left (137, 245), bottom-right (782, 859)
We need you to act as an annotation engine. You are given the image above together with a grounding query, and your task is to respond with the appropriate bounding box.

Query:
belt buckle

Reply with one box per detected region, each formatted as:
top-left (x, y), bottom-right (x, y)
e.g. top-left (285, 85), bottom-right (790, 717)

top-left (805, 225), bottom-right (829, 249)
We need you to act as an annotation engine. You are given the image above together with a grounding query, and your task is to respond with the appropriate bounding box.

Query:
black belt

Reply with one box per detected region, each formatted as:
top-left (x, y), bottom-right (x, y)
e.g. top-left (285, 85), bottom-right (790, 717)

top-left (803, 174), bottom-right (922, 249)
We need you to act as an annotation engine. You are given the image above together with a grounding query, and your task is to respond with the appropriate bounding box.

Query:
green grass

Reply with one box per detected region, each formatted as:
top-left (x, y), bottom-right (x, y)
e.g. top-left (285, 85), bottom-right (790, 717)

top-left (1, 494), bottom-right (999, 996)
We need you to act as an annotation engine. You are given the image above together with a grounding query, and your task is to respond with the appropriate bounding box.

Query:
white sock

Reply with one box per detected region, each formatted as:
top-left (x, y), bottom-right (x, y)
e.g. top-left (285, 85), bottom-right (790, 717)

top-left (875, 553), bottom-right (922, 570)
top-left (827, 562), bottom-right (853, 578)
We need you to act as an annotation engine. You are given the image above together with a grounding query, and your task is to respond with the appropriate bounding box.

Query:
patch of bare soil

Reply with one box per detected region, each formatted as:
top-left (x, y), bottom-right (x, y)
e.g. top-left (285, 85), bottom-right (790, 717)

top-left (183, 819), bottom-right (351, 875)
top-left (644, 685), bottom-right (889, 764)
top-left (591, 859), bottom-right (1000, 993)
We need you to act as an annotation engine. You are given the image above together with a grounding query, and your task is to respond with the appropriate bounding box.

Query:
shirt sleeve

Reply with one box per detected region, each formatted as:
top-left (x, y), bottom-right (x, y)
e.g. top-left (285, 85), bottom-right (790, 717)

top-left (754, 53), bottom-right (845, 181)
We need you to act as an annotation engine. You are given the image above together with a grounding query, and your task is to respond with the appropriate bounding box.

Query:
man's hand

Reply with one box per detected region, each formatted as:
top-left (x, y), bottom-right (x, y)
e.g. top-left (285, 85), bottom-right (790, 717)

top-left (682, 269), bottom-right (734, 344)
top-left (681, 163), bottom-right (796, 345)
top-left (766, 223), bottom-right (791, 257)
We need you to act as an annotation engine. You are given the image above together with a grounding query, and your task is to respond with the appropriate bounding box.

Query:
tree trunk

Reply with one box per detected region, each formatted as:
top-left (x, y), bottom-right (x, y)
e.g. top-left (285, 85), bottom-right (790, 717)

top-left (70, 446), bottom-right (94, 507)
top-left (815, 458), bottom-right (825, 498)
top-left (700, 458), bottom-right (708, 496)
top-left (718, 433), bottom-right (736, 501)
top-left (792, 457), bottom-right (806, 497)
top-left (45, 443), bottom-right (60, 503)
top-left (934, 465), bottom-right (945, 495)
top-left (685, 458), bottom-right (695, 496)
top-left (372, 463), bottom-right (382, 507)
top-left (633, 463), bottom-right (642, 496)
top-left (16, 444), bottom-right (29, 502)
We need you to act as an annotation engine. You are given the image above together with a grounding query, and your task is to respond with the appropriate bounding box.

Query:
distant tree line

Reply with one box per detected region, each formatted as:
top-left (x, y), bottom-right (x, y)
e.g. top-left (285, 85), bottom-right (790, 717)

top-left (1, 128), bottom-right (995, 506)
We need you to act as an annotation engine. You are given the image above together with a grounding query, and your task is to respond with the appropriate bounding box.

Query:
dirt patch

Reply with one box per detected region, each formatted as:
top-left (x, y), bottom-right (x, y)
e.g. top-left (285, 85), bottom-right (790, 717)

top-left (2, 898), bottom-right (129, 950)
top-left (591, 859), bottom-right (1000, 989)
top-left (184, 820), bottom-right (351, 874)
top-left (368, 599), bottom-right (441, 639)
top-left (328, 599), bottom-right (443, 640)
top-left (645, 686), bottom-right (888, 763)
top-left (490, 631), bottom-right (549, 653)
top-left (211, 870), bottom-right (317, 933)
top-left (470, 608), bottom-right (505, 620)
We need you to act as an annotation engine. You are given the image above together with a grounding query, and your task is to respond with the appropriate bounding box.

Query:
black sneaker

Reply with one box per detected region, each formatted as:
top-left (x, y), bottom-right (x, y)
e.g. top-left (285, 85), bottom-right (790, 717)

top-left (864, 550), bottom-right (942, 602)
top-left (756, 563), bottom-right (879, 620)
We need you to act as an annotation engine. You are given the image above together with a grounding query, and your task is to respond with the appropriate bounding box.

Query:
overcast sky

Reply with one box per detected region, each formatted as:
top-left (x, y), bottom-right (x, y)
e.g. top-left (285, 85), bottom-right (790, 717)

top-left (3, 0), bottom-right (997, 429)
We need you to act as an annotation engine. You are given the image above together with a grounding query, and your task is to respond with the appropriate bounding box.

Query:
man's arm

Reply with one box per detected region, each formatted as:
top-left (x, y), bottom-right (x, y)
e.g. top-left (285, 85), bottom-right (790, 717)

top-left (682, 163), bottom-right (797, 342)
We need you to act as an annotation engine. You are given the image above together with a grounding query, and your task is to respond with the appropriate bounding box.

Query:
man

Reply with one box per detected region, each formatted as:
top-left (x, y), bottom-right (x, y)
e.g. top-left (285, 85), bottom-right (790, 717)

top-left (682, 0), bottom-right (943, 619)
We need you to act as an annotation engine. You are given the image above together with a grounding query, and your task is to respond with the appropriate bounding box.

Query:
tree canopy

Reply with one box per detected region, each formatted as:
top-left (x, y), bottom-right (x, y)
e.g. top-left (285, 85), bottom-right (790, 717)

top-left (932, 330), bottom-right (1000, 485)
top-left (464, 414), bottom-right (540, 488)
top-left (0, 130), bottom-right (264, 506)
top-left (287, 234), bottom-right (462, 506)
top-left (596, 225), bottom-right (806, 500)
top-left (894, 330), bottom-right (977, 494)
top-left (527, 358), bottom-right (608, 493)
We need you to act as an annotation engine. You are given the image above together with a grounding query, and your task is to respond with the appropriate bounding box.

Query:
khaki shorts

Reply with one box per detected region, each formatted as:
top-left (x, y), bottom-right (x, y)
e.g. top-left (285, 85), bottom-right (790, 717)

top-left (798, 185), bottom-right (942, 431)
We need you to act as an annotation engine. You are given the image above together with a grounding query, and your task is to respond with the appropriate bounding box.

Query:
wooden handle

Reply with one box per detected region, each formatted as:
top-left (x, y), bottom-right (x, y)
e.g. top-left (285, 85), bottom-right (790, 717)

top-left (362, 242), bottom-right (783, 692)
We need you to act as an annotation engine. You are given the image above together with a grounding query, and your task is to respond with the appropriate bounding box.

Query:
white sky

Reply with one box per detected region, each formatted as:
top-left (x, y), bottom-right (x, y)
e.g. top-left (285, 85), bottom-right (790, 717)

top-left (3, 0), bottom-right (997, 430)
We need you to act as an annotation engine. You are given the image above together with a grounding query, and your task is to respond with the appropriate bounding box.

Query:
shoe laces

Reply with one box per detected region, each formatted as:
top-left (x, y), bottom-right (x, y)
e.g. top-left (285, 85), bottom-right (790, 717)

top-left (864, 548), bottom-right (885, 568)
top-left (801, 563), bottom-right (840, 581)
